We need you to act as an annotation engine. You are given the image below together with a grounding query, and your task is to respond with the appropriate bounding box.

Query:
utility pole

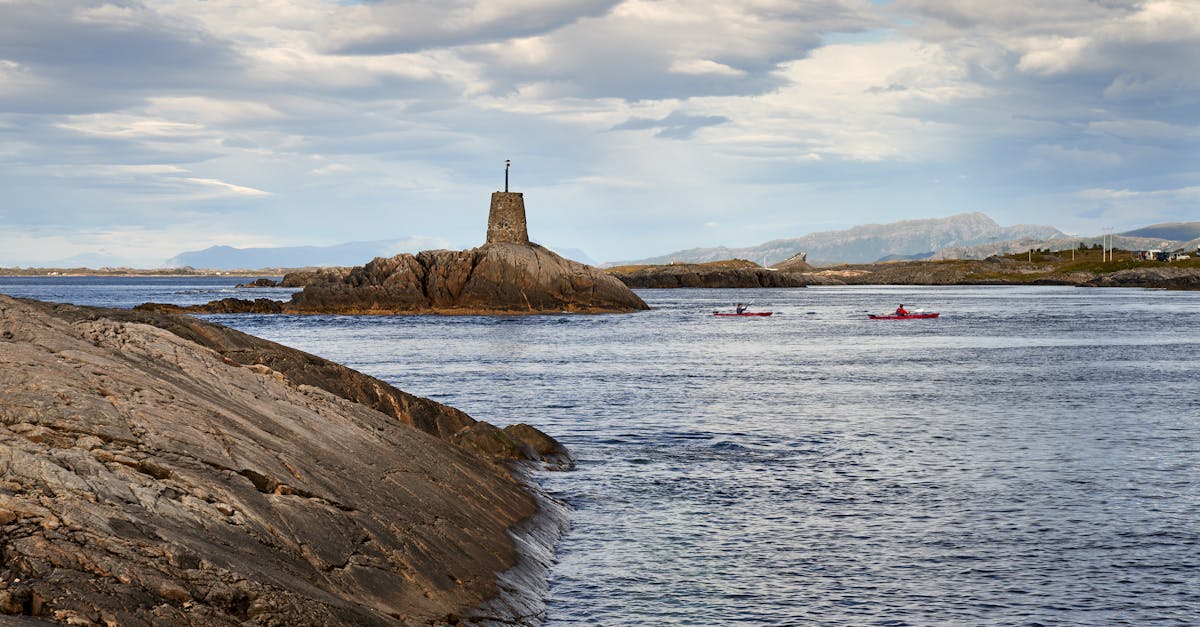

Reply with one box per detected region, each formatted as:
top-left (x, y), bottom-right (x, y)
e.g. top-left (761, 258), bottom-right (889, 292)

top-left (504, 159), bottom-right (510, 192)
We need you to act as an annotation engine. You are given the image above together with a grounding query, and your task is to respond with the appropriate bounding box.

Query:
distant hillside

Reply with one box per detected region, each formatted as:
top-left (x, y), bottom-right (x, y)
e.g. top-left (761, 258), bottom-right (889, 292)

top-left (933, 234), bottom-right (1195, 260)
top-left (1120, 222), bottom-right (1200, 242)
top-left (612, 213), bottom-right (1064, 266)
top-left (165, 237), bottom-right (449, 270)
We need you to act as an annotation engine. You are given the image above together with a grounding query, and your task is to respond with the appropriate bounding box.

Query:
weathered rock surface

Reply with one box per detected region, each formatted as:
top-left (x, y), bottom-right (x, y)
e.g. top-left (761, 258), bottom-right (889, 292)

top-left (279, 267), bottom-right (352, 288)
top-left (140, 243), bottom-right (647, 315)
top-left (0, 294), bottom-right (568, 625)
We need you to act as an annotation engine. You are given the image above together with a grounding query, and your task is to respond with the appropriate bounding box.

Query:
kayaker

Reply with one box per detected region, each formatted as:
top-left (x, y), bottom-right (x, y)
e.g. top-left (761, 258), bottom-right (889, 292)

top-left (736, 303), bottom-right (748, 314)
top-left (895, 304), bottom-right (908, 315)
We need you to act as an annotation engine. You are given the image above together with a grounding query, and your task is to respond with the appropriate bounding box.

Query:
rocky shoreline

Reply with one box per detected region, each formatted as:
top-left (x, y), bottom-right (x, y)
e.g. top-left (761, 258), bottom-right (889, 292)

top-left (605, 258), bottom-right (829, 289)
top-left (789, 256), bottom-right (1200, 290)
top-left (0, 294), bottom-right (570, 624)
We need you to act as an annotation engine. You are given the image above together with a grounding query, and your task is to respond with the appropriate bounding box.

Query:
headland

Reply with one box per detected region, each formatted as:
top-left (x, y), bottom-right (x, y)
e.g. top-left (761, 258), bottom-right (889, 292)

top-left (0, 293), bottom-right (569, 624)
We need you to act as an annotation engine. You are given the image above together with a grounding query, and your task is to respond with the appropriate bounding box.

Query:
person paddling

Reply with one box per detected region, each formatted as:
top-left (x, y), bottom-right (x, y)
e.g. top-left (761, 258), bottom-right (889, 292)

top-left (736, 303), bottom-right (748, 314)
top-left (894, 304), bottom-right (908, 315)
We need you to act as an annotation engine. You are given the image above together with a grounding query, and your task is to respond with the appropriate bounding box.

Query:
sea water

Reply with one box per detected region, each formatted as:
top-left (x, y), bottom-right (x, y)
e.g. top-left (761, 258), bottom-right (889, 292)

top-left (3, 278), bottom-right (1198, 624)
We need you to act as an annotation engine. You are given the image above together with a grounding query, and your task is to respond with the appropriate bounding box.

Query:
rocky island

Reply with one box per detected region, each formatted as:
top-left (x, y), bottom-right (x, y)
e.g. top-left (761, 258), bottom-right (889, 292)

top-left (0, 293), bottom-right (569, 624)
top-left (141, 191), bottom-right (648, 315)
top-left (606, 258), bottom-right (814, 289)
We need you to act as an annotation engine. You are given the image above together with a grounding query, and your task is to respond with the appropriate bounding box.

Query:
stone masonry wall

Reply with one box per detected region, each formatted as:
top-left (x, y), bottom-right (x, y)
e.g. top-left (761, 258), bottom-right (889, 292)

top-left (487, 192), bottom-right (529, 244)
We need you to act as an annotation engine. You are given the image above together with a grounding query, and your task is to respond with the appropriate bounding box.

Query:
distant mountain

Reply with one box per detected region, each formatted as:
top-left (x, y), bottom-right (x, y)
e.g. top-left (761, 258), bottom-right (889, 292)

top-left (611, 212), bottom-right (1064, 266)
top-left (1120, 222), bottom-right (1200, 242)
top-left (34, 252), bottom-right (133, 269)
top-left (541, 245), bottom-right (596, 265)
top-left (165, 237), bottom-right (451, 270)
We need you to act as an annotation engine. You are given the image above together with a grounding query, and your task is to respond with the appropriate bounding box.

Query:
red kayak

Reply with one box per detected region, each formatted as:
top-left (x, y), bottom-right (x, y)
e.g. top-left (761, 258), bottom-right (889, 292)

top-left (713, 311), bottom-right (773, 317)
top-left (868, 313), bottom-right (939, 320)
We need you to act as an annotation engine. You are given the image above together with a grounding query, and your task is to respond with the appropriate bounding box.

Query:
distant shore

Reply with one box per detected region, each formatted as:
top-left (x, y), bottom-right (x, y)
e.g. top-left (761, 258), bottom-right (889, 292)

top-left (0, 267), bottom-right (294, 277)
top-left (8, 247), bottom-right (1200, 292)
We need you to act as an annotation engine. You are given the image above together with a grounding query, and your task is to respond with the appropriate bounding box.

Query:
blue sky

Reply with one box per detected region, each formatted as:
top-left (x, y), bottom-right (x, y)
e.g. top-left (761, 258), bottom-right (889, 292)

top-left (1, 0), bottom-right (1197, 266)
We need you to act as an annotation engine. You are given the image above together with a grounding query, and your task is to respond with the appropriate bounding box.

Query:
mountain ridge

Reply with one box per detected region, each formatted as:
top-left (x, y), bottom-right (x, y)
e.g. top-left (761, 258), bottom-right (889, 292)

top-left (610, 212), bottom-right (1065, 266)
top-left (165, 237), bottom-right (450, 270)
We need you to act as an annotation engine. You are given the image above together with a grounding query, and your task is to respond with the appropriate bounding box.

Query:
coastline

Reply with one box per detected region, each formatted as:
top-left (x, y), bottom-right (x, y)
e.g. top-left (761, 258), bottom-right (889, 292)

top-left (0, 294), bottom-right (570, 624)
top-left (467, 465), bottom-right (571, 625)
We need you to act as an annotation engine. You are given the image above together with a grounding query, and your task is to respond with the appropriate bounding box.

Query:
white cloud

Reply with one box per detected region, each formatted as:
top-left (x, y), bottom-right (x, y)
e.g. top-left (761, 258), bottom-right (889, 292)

top-left (183, 177), bottom-right (271, 197)
top-left (56, 114), bottom-right (206, 139)
top-left (1015, 36), bottom-right (1088, 76)
top-left (669, 58), bottom-right (745, 77)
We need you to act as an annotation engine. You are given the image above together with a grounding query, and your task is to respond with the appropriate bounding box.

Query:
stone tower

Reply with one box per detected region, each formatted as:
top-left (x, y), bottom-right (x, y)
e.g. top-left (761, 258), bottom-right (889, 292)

top-left (486, 192), bottom-right (528, 244)
top-left (487, 161), bottom-right (528, 244)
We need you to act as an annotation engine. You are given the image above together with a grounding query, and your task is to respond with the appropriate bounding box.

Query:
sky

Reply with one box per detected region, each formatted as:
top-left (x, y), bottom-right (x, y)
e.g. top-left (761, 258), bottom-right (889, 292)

top-left (1, 0), bottom-right (1198, 267)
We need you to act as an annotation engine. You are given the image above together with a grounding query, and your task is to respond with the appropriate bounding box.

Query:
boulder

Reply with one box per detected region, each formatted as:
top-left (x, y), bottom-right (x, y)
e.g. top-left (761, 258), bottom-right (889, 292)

top-left (504, 424), bottom-right (575, 471)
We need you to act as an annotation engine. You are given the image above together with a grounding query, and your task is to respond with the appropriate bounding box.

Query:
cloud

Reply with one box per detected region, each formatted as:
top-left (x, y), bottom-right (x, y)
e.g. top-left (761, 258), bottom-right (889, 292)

top-left (452, 0), bottom-right (883, 101)
top-left (183, 178), bottom-right (272, 198)
top-left (895, 0), bottom-right (1200, 105)
top-left (322, 0), bottom-right (622, 54)
top-left (612, 111), bottom-right (730, 139)
top-left (0, 2), bottom-right (240, 113)
top-left (0, 0), bottom-right (1197, 265)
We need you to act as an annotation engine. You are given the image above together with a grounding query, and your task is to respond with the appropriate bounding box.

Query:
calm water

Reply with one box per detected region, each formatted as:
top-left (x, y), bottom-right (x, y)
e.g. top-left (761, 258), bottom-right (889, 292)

top-left (3, 277), bottom-right (1198, 625)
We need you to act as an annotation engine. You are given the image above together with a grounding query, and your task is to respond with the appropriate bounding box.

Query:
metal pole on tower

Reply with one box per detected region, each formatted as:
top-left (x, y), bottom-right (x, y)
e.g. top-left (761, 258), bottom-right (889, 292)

top-left (505, 159), bottom-right (510, 192)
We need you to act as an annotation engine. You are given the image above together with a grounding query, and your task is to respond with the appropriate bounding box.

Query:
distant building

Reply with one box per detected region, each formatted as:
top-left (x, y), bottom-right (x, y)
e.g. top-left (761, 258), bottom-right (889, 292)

top-left (1134, 249), bottom-right (1191, 262)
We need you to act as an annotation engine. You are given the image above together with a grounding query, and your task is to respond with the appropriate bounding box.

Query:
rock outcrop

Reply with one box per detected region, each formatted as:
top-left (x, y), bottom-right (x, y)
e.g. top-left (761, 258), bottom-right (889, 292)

top-left (0, 294), bottom-right (568, 624)
top-left (772, 252), bottom-right (814, 273)
top-left (607, 260), bottom-right (808, 289)
top-left (140, 243), bottom-right (648, 315)
top-left (233, 278), bottom-right (278, 288)
top-left (1083, 267), bottom-right (1200, 289)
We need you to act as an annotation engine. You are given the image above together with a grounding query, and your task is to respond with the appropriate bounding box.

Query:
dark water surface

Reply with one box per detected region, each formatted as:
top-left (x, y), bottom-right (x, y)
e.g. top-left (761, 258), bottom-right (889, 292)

top-left (4, 278), bottom-right (1198, 624)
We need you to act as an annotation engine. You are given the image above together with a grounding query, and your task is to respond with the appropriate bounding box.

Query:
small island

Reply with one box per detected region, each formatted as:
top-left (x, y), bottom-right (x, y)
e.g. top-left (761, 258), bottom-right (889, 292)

top-left (138, 189), bottom-right (648, 315)
top-left (606, 258), bottom-right (815, 289)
